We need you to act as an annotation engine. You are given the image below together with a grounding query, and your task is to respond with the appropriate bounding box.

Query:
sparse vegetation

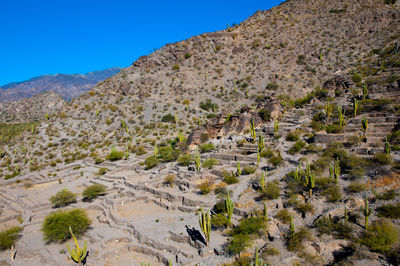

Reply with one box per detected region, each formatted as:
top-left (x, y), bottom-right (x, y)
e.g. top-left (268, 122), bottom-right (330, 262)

top-left (82, 184), bottom-right (106, 201)
top-left (50, 188), bottom-right (77, 208)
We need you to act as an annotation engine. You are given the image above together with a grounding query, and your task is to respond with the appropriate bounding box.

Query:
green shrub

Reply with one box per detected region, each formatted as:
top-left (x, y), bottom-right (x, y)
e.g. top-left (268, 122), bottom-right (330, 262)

top-left (296, 202), bottom-right (315, 214)
top-left (172, 64), bottom-right (180, 70)
top-left (347, 183), bottom-right (367, 194)
top-left (97, 167), bottom-right (108, 175)
top-left (211, 213), bottom-right (229, 228)
top-left (315, 216), bottom-right (352, 239)
top-left (258, 108), bottom-right (271, 121)
top-left (325, 124), bottom-right (344, 134)
top-left (144, 155), bottom-right (159, 169)
top-left (260, 148), bottom-right (274, 158)
top-left (161, 113), bottom-right (175, 123)
top-left (200, 143), bottom-right (215, 153)
top-left (106, 147), bottom-right (123, 161)
top-left (260, 180), bottom-right (281, 200)
top-left (0, 226), bottom-right (22, 250)
top-left (288, 141), bottom-right (306, 155)
top-left (198, 179), bottom-right (213, 195)
top-left (294, 93), bottom-right (314, 107)
top-left (287, 227), bottom-right (313, 251)
top-left (202, 158), bottom-right (219, 169)
top-left (163, 174), bottom-right (175, 187)
top-left (275, 209), bottom-right (291, 224)
top-left (373, 152), bottom-right (392, 165)
top-left (226, 234), bottom-right (251, 255)
top-left (49, 188), bottom-right (77, 208)
top-left (242, 166), bottom-right (257, 175)
top-left (223, 170), bottom-right (239, 184)
top-left (42, 209), bottom-right (91, 242)
top-left (286, 130), bottom-right (301, 141)
top-left (231, 217), bottom-right (266, 236)
top-left (157, 146), bottom-right (180, 162)
top-left (269, 154), bottom-right (283, 167)
top-left (262, 246), bottom-right (280, 256)
top-left (199, 99), bottom-right (218, 111)
top-left (82, 184), bottom-right (106, 201)
top-left (361, 219), bottom-right (399, 253)
top-left (376, 203), bottom-right (400, 218)
top-left (376, 189), bottom-right (398, 200)
top-left (322, 185), bottom-right (342, 202)
top-left (178, 154), bottom-right (193, 166)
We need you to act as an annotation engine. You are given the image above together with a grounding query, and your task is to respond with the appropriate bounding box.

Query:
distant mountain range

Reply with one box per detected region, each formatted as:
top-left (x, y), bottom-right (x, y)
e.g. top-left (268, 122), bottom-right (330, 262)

top-left (0, 67), bottom-right (121, 103)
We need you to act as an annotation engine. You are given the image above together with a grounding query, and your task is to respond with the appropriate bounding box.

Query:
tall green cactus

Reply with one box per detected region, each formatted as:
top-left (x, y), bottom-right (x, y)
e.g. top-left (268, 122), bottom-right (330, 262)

top-left (385, 137), bottom-right (391, 155)
top-left (337, 104), bottom-right (345, 126)
top-left (344, 205), bottom-right (348, 226)
top-left (237, 161), bottom-right (242, 176)
top-left (334, 158), bottom-right (340, 184)
top-left (258, 135), bottom-right (265, 152)
top-left (361, 193), bottom-right (372, 230)
top-left (174, 114), bottom-right (178, 124)
top-left (274, 119), bottom-right (279, 136)
top-left (67, 227), bottom-right (87, 265)
top-left (308, 172), bottom-right (315, 198)
top-left (294, 167), bottom-right (299, 181)
top-left (362, 84), bottom-right (368, 100)
top-left (194, 148), bottom-right (201, 172)
top-left (250, 118), bottom-right (256, 141)
top-left (329, 161), bottom-right (334, 180)
top-left (290, 215), bottom-right (295, 238)
top-left (178, 133), bottom-right (185, 143)
top-left (153, 145), bottom-right (158, 157)
top-left (361, 117), bottom-right (368, 136)
top-left (263, 202), bottom-right (268, 220)
top-left (353, 98), bottom-right (358, 117)
top-left (225, 191), bottom-right (234, 225)
top-left (257, 149), bottom-right (260, 167)
top-left (325, 101), bottom-right (332, 121)
top-left (260, 172), bottom-right (266, 191)
top-left (199, 207), bottom-right (211, 245)
top-left (251, 246), bottom-right (267, 266)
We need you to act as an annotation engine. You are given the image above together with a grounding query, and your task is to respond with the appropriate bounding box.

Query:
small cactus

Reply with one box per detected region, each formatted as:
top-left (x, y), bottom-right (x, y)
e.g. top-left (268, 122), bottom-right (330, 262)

top-left (67, 227), bottom-right (87, 265)
top-left (237, 161), bottom-right (242, 176)
top-left (257, 149), bottom-right (260, 167)
top-left (250, 118), bottom-right (256, 141)
top-left (258, 135), bottom-right (265, 152)
top-left (260, 172), bottom-right (266, 191)
top-left (334, 158), bottom-right (340, 184)
top-left (274, 119), bottom-right (280, 136)
top-left (337, 104), bottom-right (345, 126)
top-left (225, 191), bottom-right (234, 225)
top-left (199, 207), bottom-right (211, 245)
top-left (361, 193), bottom-right (372, 230)
top-left (385, 137), bottom-right (391, 155)
top-left (194, 148), bottom-right (201, 172)
top-left (153, 145), bottom-right (158, 157)
top-left (250, 246), bottom-right (267, 266)
top-left (353, 98), bottom-right (358, 117)
top-left (325, 101), bottom-right (332, 121)
top-left (290, 215), bottom-right (295, 238)
top-left (362, 84), bottom-right (368, 100)
top-left (344, 205), bottom-right (348, 226)
top-left (308, 172), bottom-right (315, 198)
top-left (361, 117), bottom-right (368, 136)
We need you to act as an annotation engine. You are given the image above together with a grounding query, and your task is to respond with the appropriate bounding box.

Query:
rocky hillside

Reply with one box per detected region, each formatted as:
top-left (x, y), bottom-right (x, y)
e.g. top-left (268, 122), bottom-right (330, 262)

top-left (0, 67), bottom-right (121, 103)
top-left (0, 92), bottom-right (65, 123)
top-left (0, 0), bottom-right (399, 265)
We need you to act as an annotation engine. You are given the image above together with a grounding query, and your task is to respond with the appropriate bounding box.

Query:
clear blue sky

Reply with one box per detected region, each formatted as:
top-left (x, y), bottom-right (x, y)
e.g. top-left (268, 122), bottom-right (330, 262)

top-left (0, 0), bottom-right (285, 85)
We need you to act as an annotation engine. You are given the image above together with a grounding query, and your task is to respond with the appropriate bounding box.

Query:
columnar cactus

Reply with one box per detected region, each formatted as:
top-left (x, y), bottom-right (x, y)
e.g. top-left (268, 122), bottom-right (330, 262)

top-left (353, 98), bottom-right (358, 117)
top-left (237, 162), bottom-right (242, 176)
top-left (294, 167), bottom-right (299, 181)
top-left (199, 207), bottom-right (211, 245)
top-left (263, 202), bottom-right (268, 220)
top-left (194, 148), bottom-right (201, 172)
top-left (178, 133), bottom-right (184, 143)
top-left (251, 246), bottom-right (267, 266)
top-left (337, 104), bottom-right (345, 126)
top-left (385, 137), bottom-right (391, 155)
top-left (250, 118), bottom-right (256, 141)
top-left (329, 161), bottom-right (334, 180)
top-left (334, 158), bottom-right (340, 184)
top-left (225, 192), bottom-right (234, 225)
top-left (257, 149), bottom-right (260, 167)
top-left (274, 119), bottom-right (279, 135)
top-left (344, 205), bottom-right (348, 226)
top-left (361, 193), bottom-right (372, 230)
top-left (308, 172), bottom-right (315, 198)
top-left (325, 101), bottom-right (332, 121)
top-left (174, 114), bottom-right (178, 124)
top-left (361, 117), bottom-right (368, 136)
top-left (153, 145), bottom-right (158, 157)
top-left (260, 172), bottom-right (266, 191)
top-left (362, 84), bottom-right (368, 100)
top-left (67, 227), bottom-right (87, 265)
top-left (290, 215), bottom-right (295, 238)
top-left (258, 135), bottom-right (265, 152)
